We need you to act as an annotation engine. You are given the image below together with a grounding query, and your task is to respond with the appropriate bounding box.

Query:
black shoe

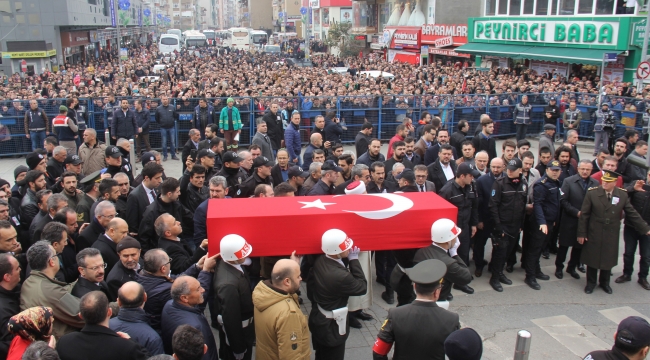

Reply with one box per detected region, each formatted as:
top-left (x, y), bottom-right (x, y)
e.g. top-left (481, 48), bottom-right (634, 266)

top-left (542, 250), bottom-right (550, 259)
top-left (555, 270), bottom-right (563, 279)
top-left (615, 274), bottom-right (632, 283)
top-left (349, 315), bottom-right (362, 329)
top-left (549, 247), bottom-right (558, 255)
top-left (381, 291), bottom-right (395, 305)
top-left (453, 284), bottom-right (475, 294)
top-left (505, 264), bottom-right (514, 273)
top-left (446, 294), bottom-right (453, 301)
top-left (577, 264), bottom-right (586, 273)
top-left (567, 269), bottom-right (580, 279)
top-left (516, 244), bottom-right (523, 253)
top-left (171, 156), bottom-right (180, 160)
top-left (525, 278), bottom-right (541, 290)
top-left (599, 284), bottom-right (613, 294)
top-left (535, 272), bottom-right (550, 281)
top-left (490, 277), bottom-right (503, 292)
top-left (376, 277), bottom-right (386, 286)
top-left (584, 285), bottom-right (595, 294)
top-left (474, 266), bottom-right (483, 278)
top-left (355, 311), bottom-right (374, 321)
top-left (638, 278), bottom-right (650, 290)
top-left (498, 273), bottom-right (512, 285)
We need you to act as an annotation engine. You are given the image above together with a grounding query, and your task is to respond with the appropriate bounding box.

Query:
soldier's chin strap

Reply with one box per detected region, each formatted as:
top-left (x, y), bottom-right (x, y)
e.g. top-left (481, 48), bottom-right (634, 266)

top-left (372, 338), bottom-right (393, 356)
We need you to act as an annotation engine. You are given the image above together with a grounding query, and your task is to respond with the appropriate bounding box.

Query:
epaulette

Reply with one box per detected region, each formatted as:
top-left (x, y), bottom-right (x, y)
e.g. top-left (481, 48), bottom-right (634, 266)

top-left (541, 178), bottom-right (546, 183)
top-left (618, 187), bottom-right (627, 191)
top-left (588, 187), bottom-right (598, 190)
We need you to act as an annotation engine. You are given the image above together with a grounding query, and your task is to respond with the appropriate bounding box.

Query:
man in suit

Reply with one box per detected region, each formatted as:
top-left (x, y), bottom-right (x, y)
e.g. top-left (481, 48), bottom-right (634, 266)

top-left (77, 201), bottom-right (115, 252)
top-left (252, 118), bottom-right (274, 162)
top-left (427, 144), bottom-right (457, 194)
top-left (578, 171), bottom-right (650, 294)
top-left (404, 137), bottom-right (422, 166)
top-left (155, 213), bottom-right (206, 275)
top-left (111, 99), bottom-right (139, 143)
top-left (413, 164), bottom-right (436, 192)
top-left (92, 217), bottom-right (129, 275)
top-left (56, 291), bottom-right (148, 360)
top-left (557, 160), bottom-right (599, 280)
top-left (373, 260), bottom-right (460, 360)
top-left (354, 122), bottom-right (373, 158)
top-left (72, 247), bottom-right (113, 300)
top-left (32, 193), bottom-right (68, 245)
top-left (412, 219), bottom-right (472, 302)
top-left (126, 162), bottom-right (164, 239)
top-left (181, 128), bottom-right (201, 173)
top-left (303, 133), bottom-right (323, 170)
top-left (414, 125), bottom-right (435, 160)
top-left (424, 129), bottom-right (457, 166)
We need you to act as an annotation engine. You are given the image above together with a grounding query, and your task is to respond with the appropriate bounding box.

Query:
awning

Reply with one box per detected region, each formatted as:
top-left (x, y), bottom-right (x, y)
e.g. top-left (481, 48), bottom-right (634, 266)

top-left (455, 43), bottom-right (619, 65)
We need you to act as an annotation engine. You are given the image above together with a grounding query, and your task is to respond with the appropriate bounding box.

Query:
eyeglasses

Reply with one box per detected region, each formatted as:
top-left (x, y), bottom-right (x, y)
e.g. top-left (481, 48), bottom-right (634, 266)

top-left (84, 263), bottom-right (107, 272)
top-left (415, 175), bottom-right (427, 179)
top-left (163, 257), bottom-right (173, 267)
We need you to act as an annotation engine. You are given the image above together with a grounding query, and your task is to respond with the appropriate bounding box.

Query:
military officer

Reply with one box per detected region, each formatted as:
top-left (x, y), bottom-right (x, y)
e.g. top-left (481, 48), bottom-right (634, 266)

top-left (412, 219), bottom-right (472, 302)
top-left (525, 160), bottom-right (562, 290)
top-left (372, 259), bottom-right (460, 360)
top-left (307, 229), bottom-right (367, 360)
top-left (488, 158), bottom-right (528, 292)
top-left (438, 162), bottom-right (479, 295)
top-left (75, 170), bottom-right (102, 225)
top-left (577, 171), bottom-right (650, 294)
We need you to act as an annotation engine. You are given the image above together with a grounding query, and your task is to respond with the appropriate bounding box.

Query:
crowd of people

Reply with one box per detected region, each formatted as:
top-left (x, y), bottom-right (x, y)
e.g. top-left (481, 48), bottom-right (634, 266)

top-left (1, 41), bottom-right (650, 360)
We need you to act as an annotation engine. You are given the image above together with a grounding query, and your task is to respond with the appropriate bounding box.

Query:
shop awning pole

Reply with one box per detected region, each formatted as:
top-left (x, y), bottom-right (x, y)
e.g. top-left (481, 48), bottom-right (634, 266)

top-left (637, 9), bottom-right (650, 93)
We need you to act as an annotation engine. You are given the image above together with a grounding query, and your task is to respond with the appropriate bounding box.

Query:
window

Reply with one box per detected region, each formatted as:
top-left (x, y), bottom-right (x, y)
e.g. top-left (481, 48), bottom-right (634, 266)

top-left (559, 0), bottom-right (575, 14)
top-left (509, 0), bottom-right (521, 14)
top-left (523, 0), bottom-right (534, 13)
top-left (595, 0), bottom-right (614, 13)
top-left (88, 0), bottom-right (97, 4)
top-left (498, 0), bottom-right (508, 13)
top-left (550, 0), bottom-right (559, 13)
top-left (160, 37), bottom-right (178, 45)
top-left (486, 0), bottom-right (497, 14)
top-left (28, 13), bottom-right (39, 24)
top-left (578, 0), bottom-right (593, 13)
top-left (536, 0), bottom-right (549, 14)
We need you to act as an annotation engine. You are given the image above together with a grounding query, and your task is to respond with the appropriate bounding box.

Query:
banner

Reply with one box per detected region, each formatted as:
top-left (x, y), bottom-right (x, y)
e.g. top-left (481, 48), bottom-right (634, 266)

top-left (207, 192), bottom-right (457, 256)
top-left (110, 0), bottom-right (117, 27)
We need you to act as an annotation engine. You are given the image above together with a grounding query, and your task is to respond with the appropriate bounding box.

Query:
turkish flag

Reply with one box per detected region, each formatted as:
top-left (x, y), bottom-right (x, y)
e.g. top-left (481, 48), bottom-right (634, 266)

top-left (207, 192), bottom-right (458, 257)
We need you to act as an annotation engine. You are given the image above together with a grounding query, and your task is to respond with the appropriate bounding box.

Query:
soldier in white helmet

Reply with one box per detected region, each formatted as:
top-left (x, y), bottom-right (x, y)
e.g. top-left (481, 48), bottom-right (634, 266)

top-left (307, 229), bottom-right (367, 360)
top-left (412, 218), bottom-right (472, 302)
top-left (214, 234), bottom-right (255, 360)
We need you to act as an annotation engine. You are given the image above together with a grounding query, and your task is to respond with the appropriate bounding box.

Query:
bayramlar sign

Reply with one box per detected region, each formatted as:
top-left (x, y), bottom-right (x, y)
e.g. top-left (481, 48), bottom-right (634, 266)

top-left (474, 20), bottom-right (617, 44)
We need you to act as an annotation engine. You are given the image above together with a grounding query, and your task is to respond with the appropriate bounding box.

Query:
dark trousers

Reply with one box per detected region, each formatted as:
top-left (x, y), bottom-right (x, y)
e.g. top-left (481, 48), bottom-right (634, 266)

top-left (218, 328), bottom-right (253, 360)
top-left (545, 217), bottom-right (561, 252)
top-left (516, 124), bottom-right (528, 141)
top-left (314, 342), bottom-right (346, 360)
top-left (224, 130), bottom-right (239, 149)
top-left (391, 273), bottom-right (415, 307)
top-left (457, 225), bottom-right (471, 266)
top-left (490, 235), bottom-right (509, 277)
top-left (623, 225), bottom-right (650, 279)
top-left (375, 251), bottom-right (396, 290)
top-left (135, 133), bottom-right (151, 155)
top-left (473, 224), bottom-right (494, 270)
top-left (525, 222), bottom-right (554, 278)
top-left (587, 266), bottom-right (611, 287)
top-left (513, 215), bottom-right (534, 267)
top-left (555, 245), bottom-right (581, 271)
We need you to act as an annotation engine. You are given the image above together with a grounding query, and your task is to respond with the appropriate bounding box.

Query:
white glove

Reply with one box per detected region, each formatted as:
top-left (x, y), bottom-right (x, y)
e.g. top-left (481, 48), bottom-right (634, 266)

top-left (348, 246), bottom-right (360, 261)
top-left (449, 239), bottom-right (460, 257)
top-left (233, 350), bottom-right (247, 360)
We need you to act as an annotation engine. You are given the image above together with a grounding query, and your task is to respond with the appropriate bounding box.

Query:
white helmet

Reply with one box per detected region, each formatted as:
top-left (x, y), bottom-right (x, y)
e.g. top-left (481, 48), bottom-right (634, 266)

top-left (430, 218), bottom-right (461, 244)
top-left (321, 229), bottom-right (353, 255)
top-left (220, 234), bottom-right (253, 261)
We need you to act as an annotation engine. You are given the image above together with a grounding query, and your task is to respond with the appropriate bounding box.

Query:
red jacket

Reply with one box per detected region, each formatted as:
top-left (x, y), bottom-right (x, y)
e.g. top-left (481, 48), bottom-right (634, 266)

top-left (387, 134), bottom-right (404, 159)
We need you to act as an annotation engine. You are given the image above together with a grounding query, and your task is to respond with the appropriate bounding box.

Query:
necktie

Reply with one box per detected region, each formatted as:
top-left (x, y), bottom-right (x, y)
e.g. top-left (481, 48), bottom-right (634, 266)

top-left (420, 184), bottom-right (425, 192)
top-left (608, 193), bottom-right (611, 202)
top-left (150, 190), bottom-right (156, 203)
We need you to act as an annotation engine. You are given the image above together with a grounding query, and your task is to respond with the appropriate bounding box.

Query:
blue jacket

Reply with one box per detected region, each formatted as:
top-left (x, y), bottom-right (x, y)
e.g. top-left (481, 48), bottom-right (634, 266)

top-left (161, 270), bottom-right (216, 360)
top-left (302, 144), bottom-right (319, 170)
top-left (112, 108), bottom-right (138, 138)
top-left (109, 307), bottom-right (165, 356)
top-left (193, 199), bottom-right (209, 246)
top-left (284, 122), bottom-right (301, 162)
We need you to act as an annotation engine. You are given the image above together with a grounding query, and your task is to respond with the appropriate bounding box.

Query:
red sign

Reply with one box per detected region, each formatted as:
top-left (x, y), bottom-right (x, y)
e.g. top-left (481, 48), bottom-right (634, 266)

top-left (429, 48), bottom-right (471, 58)
top-left (354, 35), bottom-right (366, 41)
top-left (421, 24), bottom-right (468, 46)
top-left (206, 192), bottom-right (457, 256)
top-left (387, 27), bottom-right (421, 50)
top-left (20, 60), bottom-right (27, 72)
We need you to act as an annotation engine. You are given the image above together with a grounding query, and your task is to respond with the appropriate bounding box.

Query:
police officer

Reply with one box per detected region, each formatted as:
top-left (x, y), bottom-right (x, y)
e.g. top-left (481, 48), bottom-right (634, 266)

top-left (373, 260), bottom-right (460, 360)
top-left (592, 103), bottom-right (617, 156)
top-left (577, 171), bottom-right (650, 294)
top-left (562, 100), bottom-right (582, 141)
top-left (438, 162), bottom-right (479, 295)
top-left (526, 160), bottom-right (562, 290)
top-left (215, 234), bottom-right (256, 360)
top-left (488, 158), bottom-right (528, 292)
top-left (236, 156), bottom-right (274, 198)
top-left (104, 145), bottom-right (135, 185)
top-left (217, 151), bottom-right (246, 195)
top-left (412, 219), bottom-right (472, 302)
top-left (582, 316), bottom-right (650, 360)
top-left (76, 170), bottom-right (102, 225)
top-left (308, 229), bottom-right (367, 360)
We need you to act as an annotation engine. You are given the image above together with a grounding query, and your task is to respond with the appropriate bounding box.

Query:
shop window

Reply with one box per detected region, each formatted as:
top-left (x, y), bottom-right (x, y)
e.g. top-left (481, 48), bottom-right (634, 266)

top-left (509, 0), bottom-right (521, 14)
top-left (559, 0), bottom-right (575, 14)
top-left (550, 0), bottom-right (559, 13)
top-left (523, 0), bottom-right (534, 12)
top-left (485, 0), bottom-right (497, 14)
top-left (498, 0), bottom-right (508, 13)
top-left (535, 0), bottom-right (548, 14)
top-left (88, 0), bottom-right (97, 4)
top-left (578, 0), bottom-right (593, 12)
top-left (595, 0), bottom-right (614, 13)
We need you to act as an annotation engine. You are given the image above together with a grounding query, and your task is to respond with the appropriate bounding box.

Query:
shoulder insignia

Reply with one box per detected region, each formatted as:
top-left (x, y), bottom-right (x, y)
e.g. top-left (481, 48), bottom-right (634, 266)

top-left (588, 187), bottom-right (598, 190)
top-left (77, 213), bottom-right (84, 221)
top-left (618, 187), bottom-right (627, 191)
top-left (541, 178), bottom-right (546, 183)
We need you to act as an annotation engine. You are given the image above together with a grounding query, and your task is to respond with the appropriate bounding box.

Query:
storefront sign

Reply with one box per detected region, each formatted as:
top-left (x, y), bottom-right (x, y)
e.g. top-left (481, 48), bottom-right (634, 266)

top-left (1, 50), bottom-right (56, 58)
top-left (353, 35), bottom-right (366, 41)
top-left (388, 49), bottom-right (420, 64)
top-left (631, 18), bottom-right (645, 47)
top-left (473, 19), bottom-right (618, 46)
top-left (433, 36), bottom-right (453, 48)
top-left (422, 24), bottom-right (468, 45)
top-left (61, 31), bottom-right (91, 48)
top-left (428, 48), bottom-right (470, 58)
top-left (389, 27), bottom-right (421, 50)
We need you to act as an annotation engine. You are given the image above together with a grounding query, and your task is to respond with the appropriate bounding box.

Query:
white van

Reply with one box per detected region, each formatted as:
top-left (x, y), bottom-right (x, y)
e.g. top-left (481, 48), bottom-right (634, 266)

top-left (158, 34), bottom-right (181, 54)
top-left (167, 29), bottom-right (182, 40)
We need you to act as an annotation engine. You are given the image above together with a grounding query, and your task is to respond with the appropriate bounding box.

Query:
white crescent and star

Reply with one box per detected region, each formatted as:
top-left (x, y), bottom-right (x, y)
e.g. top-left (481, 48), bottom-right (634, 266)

top-left (298, 193), bottom-right (414, 220)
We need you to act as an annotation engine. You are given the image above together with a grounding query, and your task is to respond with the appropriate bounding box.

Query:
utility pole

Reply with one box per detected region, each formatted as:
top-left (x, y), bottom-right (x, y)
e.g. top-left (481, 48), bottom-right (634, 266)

top-left (637, 9), bottom-right (650, 92)
top-left (114, 0), bottom-right (123, 71)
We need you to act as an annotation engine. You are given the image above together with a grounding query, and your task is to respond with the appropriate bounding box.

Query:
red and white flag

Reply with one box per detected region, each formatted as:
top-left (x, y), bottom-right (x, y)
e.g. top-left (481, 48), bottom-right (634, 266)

top-left (207, 192), bottom-right (458, 257)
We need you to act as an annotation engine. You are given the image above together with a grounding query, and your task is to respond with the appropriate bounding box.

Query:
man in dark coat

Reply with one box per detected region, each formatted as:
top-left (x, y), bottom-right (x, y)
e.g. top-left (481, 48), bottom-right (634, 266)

top-left (181, 129), bottom-right (201, 173)
top-left (618, 170), bottom-right (650, 290)
top-left (0, 254), bottom-right (21, 359)
top-left (56, 291), bottom-right (148, 360)
top-left (577, 171), bottom-right (650, 294)
top-left (111, 99), bottom-right (139, 141)
top-left (106, 238), bottom-right (142, 301)
top-left (72, 247), bottom-right (112, 300)
top-left (262, 103), bottom-right (283, 153)
top-left (77, 200), bottom-right (114, 252)
top-left (373, 260), bottom-right (460, 360)
top-left (92, 218), bottom-right (129, 275)
top-left (155, 213), bottom-right (207, 275)
top-left (427, 144), bottom-right (457, 194)
top-left (126, 162), bottom-right (164, 240)
top-left (557, 160), bottom-right (599, 280)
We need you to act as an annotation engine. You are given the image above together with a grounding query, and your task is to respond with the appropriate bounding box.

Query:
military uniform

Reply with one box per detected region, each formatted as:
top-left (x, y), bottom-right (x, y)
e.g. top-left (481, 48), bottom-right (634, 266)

top-left (373, 260), bottom-right (460, 360)
top-left (438, 180), bottom-right (478, 266)
top-left (578, 182), bottom-right (650, 291)
top-left (75, 170), bottom-right (102, 225)
top-left (412, 245), bottom-right (472, 301)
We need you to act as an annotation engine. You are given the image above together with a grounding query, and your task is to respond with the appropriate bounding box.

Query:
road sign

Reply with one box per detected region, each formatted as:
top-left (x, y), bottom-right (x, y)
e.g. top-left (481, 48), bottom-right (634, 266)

top-left (20, 59), bottom-right (27, 72)
top-left (638, 61), bottom-right (650, 79)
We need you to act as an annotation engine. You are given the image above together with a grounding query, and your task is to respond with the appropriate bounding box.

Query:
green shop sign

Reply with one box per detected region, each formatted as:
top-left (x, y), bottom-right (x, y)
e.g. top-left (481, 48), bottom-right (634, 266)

top-left (474, 20), bottom-right (617, 45)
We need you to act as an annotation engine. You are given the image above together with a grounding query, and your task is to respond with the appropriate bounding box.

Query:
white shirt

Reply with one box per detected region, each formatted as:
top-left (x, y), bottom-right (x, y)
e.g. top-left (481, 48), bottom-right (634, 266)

top-left (440, 161), bottom-right (454, 181)
top-left (142, 184), bottom-right (155, 204)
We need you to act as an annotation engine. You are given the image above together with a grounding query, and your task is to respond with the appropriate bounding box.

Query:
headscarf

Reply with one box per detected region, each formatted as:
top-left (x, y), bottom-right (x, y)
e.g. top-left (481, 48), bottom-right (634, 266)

top-left (7, 306), bottom-right (54, 342)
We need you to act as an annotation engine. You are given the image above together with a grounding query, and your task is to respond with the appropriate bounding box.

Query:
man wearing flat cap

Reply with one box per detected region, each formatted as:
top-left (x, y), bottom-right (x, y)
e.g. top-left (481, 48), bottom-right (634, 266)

top-left (539, 124), bottom-right (556, 155)
top-left (106, 237), bottom-right (142, 301)
top-left (373, 259), bottom-right (460, 360)
top-left (578, 171), bottom-right (650, 295)
top-left (583, 316), bottom-right (650, 359)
